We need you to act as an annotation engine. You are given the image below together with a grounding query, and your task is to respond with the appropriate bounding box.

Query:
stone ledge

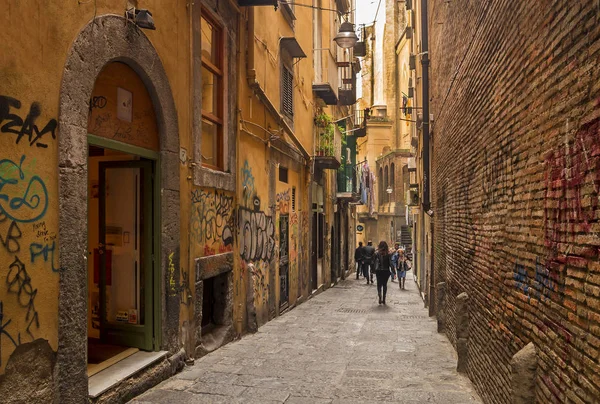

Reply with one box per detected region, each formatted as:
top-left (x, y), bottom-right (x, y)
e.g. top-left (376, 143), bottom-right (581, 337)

top-left (195, 252), bottom-right (234, 282)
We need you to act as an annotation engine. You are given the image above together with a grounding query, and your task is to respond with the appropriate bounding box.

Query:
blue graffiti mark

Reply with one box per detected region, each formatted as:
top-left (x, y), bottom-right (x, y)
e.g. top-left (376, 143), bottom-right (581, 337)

top-left (241, 161), bottom-right (256, 207)
top-left (513, 258), bottom-right (564, 303)
top-left (0, 155), bottom-right (48, 223)
top-left (30, 241), bottom-right (61, 272)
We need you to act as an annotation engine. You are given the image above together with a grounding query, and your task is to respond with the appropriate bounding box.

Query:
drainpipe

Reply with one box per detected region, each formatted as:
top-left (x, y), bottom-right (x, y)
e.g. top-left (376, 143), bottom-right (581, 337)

top-left (421, 0), bottom-right (430, 213)
top-left (247, 9), bottom-right (256, 85)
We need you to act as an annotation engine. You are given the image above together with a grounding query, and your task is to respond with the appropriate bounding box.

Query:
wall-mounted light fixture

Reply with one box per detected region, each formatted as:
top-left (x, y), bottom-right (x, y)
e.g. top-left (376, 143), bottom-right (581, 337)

top-left (334, 21), bottom-right (359, 48)
top-left (126, 8), bottom-right (156, 30)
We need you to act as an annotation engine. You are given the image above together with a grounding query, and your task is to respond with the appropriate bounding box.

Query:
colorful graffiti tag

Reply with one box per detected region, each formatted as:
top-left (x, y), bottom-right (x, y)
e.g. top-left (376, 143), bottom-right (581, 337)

top-left (191, 189), bottom-right (234, 256)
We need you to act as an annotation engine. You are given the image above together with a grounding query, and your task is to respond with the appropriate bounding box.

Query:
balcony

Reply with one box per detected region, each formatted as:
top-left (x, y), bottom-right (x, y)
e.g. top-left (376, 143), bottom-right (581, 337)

top-left (313, 50), bottom-right (339, 105)
top-left (353, 109), bottom-right (368, 138)
top-left (314, 113), bottom-right (341, 170)
top-left (336, 164), bottom-right (360, 202)
top-left (338, 60), bottom-right (360, 106)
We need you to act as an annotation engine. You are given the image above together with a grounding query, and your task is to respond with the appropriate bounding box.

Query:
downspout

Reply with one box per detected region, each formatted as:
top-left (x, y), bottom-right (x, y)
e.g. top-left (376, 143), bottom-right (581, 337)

top-left (394, 45), bottom-right (400, 149)
top-left (421, 0), bottom-right (430, 213)
top-left (420, 0), bottom-right (435, 315)
top-left (247, 8), bottom-right (256, 85)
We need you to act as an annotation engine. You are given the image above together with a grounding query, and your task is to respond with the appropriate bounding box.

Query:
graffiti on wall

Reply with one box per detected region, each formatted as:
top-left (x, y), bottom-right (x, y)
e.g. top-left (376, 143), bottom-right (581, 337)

top-left (88, 96), bottom-right (107, 112)
top-left (289, 213), bottom-right (299, 299)
top-left (300, 211), bottom-right (309, 293)
top-left (0, 301), bottom-right (19, 367)
top-left (513, 258), bottom-right (565, 304)
top-left (6, 257), bottom-right (39, 340)
top-left (246, 260), bottom-right (268, 307)
top-left (238, 196), bottom-right (275, 263)
top-left (544, 118), bottom-right (600, 259)
top-left (276, 189), bottom-right (290, 214)
top-left (191, 189), bottom-right (234, 256)
top-left (241, 161), bottom-right (256, 207)
top-left (0, 96), bottom-right (58, 149)
top-left (0, 155), bottom-right (49, 224)
top-left (0, 152), bottom-right (54, 367)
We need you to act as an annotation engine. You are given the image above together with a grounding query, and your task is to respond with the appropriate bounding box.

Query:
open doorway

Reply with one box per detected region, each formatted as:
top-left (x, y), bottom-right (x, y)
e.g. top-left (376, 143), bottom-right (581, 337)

top-left (85, 61), bottom-right (161, 380)
top-left (86, 145), bottom-right (156, 376)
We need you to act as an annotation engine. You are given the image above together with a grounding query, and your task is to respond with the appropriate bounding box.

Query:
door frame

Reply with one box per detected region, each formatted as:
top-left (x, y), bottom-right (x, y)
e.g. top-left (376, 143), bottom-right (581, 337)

top-left (88, 134), bottom-right (162, 351)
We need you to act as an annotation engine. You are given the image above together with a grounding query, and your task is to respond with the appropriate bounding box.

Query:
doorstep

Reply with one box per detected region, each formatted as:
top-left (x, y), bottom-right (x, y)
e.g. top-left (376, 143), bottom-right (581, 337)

top-left (88, 350), bottom-right (169, 398)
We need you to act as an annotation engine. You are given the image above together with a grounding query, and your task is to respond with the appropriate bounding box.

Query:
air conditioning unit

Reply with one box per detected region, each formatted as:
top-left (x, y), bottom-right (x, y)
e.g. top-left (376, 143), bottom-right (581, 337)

top-left (406, 0), bottom-right (413, 10)
top-left (407, 189), bottom-right (419, 206)
top-left (406, 27), bottom-right (413, 39)
top-left (409, 54), bottom-right (416, 70)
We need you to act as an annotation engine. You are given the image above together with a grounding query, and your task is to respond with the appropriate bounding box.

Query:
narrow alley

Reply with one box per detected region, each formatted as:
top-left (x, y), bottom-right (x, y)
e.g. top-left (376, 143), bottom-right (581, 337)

top-left (132, 273), bottom-right (481, 404)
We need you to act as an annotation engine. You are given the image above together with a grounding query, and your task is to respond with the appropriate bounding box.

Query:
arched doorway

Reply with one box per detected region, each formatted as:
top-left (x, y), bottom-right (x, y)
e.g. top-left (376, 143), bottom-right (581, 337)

top-left (58, 15), bottom-right (180, 400)
top-left (85, 62), bottom-right (159, 373)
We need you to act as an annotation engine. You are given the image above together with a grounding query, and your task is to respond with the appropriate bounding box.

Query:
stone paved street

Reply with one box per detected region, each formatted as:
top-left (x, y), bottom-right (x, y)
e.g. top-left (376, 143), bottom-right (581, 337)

top-left (132, 272), bottom-right (482, 404)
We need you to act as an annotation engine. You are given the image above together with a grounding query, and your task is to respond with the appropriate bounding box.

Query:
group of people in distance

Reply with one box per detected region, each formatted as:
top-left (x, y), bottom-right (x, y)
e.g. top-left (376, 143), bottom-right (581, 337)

top-left (354, 240), bottom-right (411, 305)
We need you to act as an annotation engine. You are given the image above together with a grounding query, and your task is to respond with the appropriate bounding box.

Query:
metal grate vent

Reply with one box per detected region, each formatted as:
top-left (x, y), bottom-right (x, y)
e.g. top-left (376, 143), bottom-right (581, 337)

top-left (336, 308), bottom-right (367, 314)
top-left (400, 315), bottom-right (428, 320)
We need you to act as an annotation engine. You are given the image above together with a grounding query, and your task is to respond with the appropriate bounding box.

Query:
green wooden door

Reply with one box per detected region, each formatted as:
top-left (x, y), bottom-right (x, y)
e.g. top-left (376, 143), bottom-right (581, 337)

top-left (98, 160), bottom-right (154, 350)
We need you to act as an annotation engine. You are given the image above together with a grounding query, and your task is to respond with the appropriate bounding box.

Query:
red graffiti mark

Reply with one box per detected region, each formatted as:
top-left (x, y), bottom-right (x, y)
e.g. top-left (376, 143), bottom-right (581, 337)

top-left (544, 118), bottom-right (600, 260)
top-left (203, 245), bottom-right (216, 256)
top-left (203, 244), bottom-right (232, 257)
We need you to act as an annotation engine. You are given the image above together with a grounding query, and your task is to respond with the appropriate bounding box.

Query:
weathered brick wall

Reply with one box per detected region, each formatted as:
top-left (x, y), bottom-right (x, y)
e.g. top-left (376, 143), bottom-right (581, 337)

top-left (429, 1), bottom-right (600, 403)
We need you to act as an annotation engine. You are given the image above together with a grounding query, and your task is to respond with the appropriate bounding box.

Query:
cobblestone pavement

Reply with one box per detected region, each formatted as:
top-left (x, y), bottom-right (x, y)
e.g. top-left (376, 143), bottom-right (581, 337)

top-left (132, 271), bottom-right (482, 404)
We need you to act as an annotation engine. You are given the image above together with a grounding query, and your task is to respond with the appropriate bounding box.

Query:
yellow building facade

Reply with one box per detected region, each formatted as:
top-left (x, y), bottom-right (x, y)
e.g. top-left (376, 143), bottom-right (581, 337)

top-left (0, 0), bottom-right (358, 402)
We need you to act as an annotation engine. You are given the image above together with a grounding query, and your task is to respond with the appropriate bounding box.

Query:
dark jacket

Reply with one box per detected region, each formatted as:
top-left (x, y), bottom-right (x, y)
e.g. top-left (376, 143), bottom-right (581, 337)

top-left (362, 245), bottom-right (376, 263)
top-left (354, 246), bottom-right (364, 262)
top-left (374, 252), bottom-right (391, 273)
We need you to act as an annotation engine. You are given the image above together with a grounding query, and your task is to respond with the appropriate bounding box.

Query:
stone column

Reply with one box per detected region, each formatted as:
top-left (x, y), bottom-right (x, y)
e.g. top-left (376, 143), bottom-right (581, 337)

top-left (436, 282), bottom-right (446, 332)
top-left (456, 292), bottom-right (469, 373)
top-left (511, 342), bottom-right (537, 404)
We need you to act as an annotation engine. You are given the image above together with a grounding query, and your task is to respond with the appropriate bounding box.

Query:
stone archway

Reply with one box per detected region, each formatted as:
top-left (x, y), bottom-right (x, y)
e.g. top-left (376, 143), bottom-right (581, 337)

top-left (57, 15), bottom-right (180, 401)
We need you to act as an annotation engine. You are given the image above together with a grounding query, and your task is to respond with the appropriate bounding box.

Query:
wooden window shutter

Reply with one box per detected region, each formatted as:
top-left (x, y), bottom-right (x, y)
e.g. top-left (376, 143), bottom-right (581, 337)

top-left (282, 66), bottom-right (294, 119)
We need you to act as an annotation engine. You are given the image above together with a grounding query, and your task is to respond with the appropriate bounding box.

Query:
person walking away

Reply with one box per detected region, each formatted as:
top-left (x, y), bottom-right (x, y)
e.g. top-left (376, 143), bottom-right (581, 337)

top-left (355, 242), bottom-right (364, 280)
top-left (390, 243), bottom-right (400, 282)
top-left (362, 241), bottom-right (376, 284)
top-left (397, 249), bottom-right (408, 290)
top-left (374, 241), bottom-right (392, 304)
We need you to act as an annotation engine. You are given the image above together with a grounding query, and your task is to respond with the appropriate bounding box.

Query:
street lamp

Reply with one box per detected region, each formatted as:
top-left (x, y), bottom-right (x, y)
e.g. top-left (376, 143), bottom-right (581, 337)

top-left (334, 21), bottom-right (359, 48)
top-left (386, 187), bottom-right (393, 204)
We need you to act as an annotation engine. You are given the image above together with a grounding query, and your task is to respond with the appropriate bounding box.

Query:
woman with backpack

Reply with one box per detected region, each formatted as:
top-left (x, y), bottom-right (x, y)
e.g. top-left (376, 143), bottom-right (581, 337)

top-left (374, 240), bottom-right (392, 305)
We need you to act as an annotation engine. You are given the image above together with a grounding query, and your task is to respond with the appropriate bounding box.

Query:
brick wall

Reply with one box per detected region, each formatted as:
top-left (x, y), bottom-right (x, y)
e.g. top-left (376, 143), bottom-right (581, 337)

top-left (429, 1), bottom-right (600, 403)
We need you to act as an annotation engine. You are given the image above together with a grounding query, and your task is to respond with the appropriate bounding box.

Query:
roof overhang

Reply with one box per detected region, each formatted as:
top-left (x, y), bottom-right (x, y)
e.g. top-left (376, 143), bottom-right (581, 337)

top-left (280, 37), bottom-right (306, 59)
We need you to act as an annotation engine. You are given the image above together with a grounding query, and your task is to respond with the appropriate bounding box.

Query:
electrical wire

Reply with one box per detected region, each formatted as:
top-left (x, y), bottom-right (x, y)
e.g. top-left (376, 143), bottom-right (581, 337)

top-left (373, 0), bottom-right (383, 24)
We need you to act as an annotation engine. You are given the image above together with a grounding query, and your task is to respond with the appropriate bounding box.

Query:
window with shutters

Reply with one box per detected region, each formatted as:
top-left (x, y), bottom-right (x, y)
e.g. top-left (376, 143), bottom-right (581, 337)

top-left (281, 65), bottom-right (294, 121)
top-left (200, 11), bottom-right (224, 170)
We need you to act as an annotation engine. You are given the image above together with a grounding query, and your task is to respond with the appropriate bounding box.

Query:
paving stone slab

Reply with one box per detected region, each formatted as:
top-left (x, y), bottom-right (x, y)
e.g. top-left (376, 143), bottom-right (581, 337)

top-left (131, 278), bottom-right (481, 404)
